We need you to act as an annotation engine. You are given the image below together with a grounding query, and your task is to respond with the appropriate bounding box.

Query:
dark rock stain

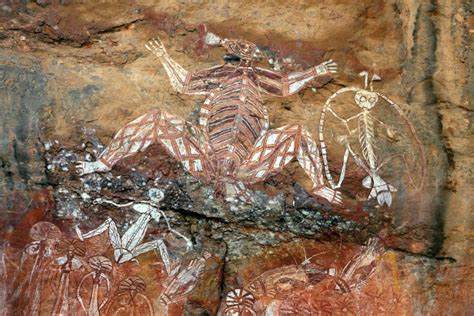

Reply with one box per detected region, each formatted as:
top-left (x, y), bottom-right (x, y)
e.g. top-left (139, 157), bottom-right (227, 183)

top-left (12, 139), bottom-right (29, 186)
top-left (0, 157), bottom-right (15, 191)
top-left (400, 1), bottom-right (448, 257)
top-left (0, 63), bottom-right (49, 199)
top-left (63, 84), bottom-right (100, 110)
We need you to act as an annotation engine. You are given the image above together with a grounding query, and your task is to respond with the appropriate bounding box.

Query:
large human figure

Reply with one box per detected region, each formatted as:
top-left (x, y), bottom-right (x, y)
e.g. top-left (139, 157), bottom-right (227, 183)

top-left (77, 33), bottom-right (341, 204)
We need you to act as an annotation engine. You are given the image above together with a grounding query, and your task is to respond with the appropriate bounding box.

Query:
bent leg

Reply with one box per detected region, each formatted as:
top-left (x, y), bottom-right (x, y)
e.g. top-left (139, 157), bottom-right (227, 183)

top-left (98, 110), bottom-right (161, 168)
top-left (238, 125), bottom-right (341, 204)
top-left (77, 111), bottom-right (160, 175)
top-left (298, 128), bottom-right (342, 204)
top-left (76, 218), bottom-right (115, 240)
top-left (78, 110), bottom-right (209, 178)
top-left (238, 125), bottom-right (301, 181)
top-left (131, 239), bottom-right (170, 271)
top-left (76, 219), bottom-right (128, 262)
top-left (151, 111), bottom-right (210, 178)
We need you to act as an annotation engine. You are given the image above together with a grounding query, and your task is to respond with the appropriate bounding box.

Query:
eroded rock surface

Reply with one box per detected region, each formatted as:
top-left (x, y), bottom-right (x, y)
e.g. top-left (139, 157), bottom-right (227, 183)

top-left (0, 1), bottom-right (472, 314)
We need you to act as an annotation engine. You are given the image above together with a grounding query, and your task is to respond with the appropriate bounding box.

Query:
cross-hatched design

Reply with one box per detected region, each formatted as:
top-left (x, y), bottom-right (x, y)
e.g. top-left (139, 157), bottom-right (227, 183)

top-left (78, 34), bottom-right (341, 204)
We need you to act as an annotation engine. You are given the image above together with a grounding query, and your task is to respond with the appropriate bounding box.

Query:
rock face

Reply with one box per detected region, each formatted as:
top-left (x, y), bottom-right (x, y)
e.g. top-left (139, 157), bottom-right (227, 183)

top-left (0, 1), bottom-right (471, 315)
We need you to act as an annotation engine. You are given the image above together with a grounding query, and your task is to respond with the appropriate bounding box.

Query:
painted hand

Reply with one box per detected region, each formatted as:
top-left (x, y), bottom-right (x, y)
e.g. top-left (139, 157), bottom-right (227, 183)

top-left (315, 59), bottom-right (338, 76)
top-left (145, 37), bottom-right (168, 58)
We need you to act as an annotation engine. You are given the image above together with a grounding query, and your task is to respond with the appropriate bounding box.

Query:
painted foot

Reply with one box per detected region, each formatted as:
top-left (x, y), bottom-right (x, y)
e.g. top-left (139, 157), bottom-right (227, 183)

top-left (76, 160), bottom-right (110, 176)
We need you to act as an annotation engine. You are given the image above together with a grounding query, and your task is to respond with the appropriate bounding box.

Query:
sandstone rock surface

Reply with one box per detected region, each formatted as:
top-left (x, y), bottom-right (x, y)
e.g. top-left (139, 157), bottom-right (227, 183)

top-left (0, 1), bottom-right (471, 314)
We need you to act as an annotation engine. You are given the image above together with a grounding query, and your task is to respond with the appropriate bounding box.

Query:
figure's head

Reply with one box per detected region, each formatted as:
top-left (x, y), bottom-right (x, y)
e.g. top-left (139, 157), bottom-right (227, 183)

top-left (356, 71), bottom-right (381, 109)
top-left (148, 188), bottom-right (164, 202)
top-left (354, 90), bottom-right (378, 109)
top-left (222, 38), bottom-right (261, 61)
top-left (205, 32), bottom-right (262, 63)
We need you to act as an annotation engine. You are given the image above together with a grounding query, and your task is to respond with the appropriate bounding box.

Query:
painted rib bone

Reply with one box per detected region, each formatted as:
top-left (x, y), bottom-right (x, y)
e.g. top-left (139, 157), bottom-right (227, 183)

top-left (358, 111), bottom-right (377, 169)
top-left (358, 110), bottom-right (397, 206)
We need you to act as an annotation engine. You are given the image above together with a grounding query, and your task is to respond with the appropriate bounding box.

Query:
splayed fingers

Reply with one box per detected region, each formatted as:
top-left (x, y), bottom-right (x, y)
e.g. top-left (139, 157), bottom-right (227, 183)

top-left (145, 37), bottom-right (168, 58)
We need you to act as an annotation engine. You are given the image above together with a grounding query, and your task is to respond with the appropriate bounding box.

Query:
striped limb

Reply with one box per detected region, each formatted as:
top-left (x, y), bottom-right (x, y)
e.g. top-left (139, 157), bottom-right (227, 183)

top-left (146, 38), bottom-right (189, 93)
top-left (238, 125), bottom-right (342, 205)
top-left (285, 60), bottom-right (338, 95)
top-left (159, 253), bottom-right (211, 306)
top-left (254, 60), bottom-right (338, 97)
top-left (75, 216), bottom-right (171, 266)
top-left (76, 110), bottom-right (209, 179)
top-left (146, 37), bottom-right (221, 96)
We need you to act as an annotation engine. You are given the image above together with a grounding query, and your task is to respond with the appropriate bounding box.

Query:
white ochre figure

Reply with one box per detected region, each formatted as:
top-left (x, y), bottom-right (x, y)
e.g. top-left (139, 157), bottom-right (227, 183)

top-left (319, 71), bottom-right (425, 207)
top-left (75, 189), bottom-right (191, 273)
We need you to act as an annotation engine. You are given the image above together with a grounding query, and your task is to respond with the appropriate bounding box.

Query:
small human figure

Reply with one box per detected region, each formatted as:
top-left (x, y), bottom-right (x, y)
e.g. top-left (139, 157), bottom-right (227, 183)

top-left (75, 188), bottom-right (191, 273)
top-left (105, 276), bottom-right (154, 316)
top-left (77, 256), bottom-right (112, 316)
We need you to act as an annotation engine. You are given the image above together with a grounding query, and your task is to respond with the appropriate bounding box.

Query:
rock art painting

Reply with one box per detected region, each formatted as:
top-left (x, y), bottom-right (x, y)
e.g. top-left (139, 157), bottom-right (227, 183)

top-left (219, 239), bottom-right (411, 316)
top-left (77, 33), bottom-right (341, 205)
top-left (0, 31), bottom-right (447, 315)
top-left (0, 1), bottom-right (470, 315)
top-left (0, 32), bottom-right (444, 315)
top-left (319, 72), bottom-right (426, 207)
top-left (1, 219), bottom-right (213, 315)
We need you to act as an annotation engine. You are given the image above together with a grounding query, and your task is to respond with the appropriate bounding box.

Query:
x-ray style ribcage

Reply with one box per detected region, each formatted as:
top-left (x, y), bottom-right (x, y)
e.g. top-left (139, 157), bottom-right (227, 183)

top-left (222, 288), bottom-right (256, 316)
top-left (319, 71), bottom-right (425, 207)
top-left (77, 32), bottom-right (342, 205)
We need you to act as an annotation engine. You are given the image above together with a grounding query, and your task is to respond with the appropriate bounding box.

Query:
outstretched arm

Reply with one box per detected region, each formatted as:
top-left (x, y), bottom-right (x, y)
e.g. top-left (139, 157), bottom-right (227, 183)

top-left (146, 38), bottom-right (224, 95)
top-left (146, 38), bottom-right (189, 93)
top-left (255, 60), bottom-right (337, 97)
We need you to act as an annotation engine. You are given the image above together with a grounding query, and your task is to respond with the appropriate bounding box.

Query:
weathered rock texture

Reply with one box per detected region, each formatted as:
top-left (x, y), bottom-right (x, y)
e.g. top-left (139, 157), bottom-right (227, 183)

top-left (0, 0), bottom-right (472, 315)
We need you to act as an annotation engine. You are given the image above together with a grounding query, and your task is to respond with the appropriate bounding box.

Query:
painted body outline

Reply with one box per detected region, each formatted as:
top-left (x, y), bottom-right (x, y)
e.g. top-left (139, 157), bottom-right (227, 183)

top-left (319, 72), bottom-right (426, 206)
top-left (75, 189), bottom-right (191, 273)
top-left (76, 33), bottom-right (342, 205)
